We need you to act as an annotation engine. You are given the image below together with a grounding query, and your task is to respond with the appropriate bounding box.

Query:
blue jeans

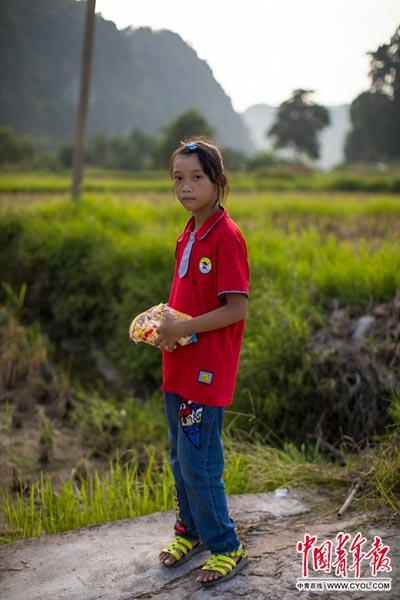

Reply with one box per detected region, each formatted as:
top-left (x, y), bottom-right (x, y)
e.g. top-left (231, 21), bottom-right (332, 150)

top-left (163, 391), bottom-right (240, 554)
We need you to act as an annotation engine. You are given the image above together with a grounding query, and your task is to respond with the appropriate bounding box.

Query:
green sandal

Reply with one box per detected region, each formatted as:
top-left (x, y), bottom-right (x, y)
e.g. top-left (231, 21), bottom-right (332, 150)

top-left (197, 543), bottom-right (249, 587)
top-left (159, 535), bottom-right (203, 568)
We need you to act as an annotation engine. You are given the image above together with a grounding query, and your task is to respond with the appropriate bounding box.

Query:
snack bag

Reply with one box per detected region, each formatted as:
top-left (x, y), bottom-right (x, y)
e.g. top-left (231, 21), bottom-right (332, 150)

top-left (129, 303), bottom-right (197, 350)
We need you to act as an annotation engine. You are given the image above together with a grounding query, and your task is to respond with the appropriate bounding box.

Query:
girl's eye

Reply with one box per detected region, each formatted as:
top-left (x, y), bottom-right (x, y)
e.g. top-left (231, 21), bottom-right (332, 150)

top-left (194, 175), bottom-right (202, 180)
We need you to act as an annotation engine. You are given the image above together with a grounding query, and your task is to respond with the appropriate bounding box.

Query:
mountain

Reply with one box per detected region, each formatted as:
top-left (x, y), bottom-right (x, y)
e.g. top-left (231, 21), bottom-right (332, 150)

top-left (242, 103), bottom-right (351, 169)
top-left (0, 0), bottom-right (254, 153)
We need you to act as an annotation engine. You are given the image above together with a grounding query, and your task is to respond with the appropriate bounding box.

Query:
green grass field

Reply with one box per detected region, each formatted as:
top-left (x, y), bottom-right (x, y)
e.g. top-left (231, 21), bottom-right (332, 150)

top-left (0, 183), bottom-right (399, 542)
top-left (1, 168), bottom-right (400, 193)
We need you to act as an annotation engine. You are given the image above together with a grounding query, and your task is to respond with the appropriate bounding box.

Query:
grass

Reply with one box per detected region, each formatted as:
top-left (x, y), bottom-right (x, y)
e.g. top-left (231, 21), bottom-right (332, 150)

top-left (0, 449), bottom-right (173, 542)
top-left (1, 191), bottom-right (399, 437)
top-left (1, 168), bottom-right (400, 193)
top-left (2, 432), bottom-right (397, 545)
top-left (0, 438), bottom-right (350, 544)
top-left (0, 184), bottom-right (399, 544)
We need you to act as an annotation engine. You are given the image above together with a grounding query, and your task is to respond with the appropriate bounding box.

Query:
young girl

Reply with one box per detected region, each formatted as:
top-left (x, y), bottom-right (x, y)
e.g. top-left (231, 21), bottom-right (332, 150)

top-left (156, 138), bottom-right (250, 588)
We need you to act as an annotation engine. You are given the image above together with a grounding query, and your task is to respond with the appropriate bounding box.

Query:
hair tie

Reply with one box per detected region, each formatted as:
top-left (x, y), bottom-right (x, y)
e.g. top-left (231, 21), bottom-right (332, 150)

top-left (185, 142), bottom-right (198, 152)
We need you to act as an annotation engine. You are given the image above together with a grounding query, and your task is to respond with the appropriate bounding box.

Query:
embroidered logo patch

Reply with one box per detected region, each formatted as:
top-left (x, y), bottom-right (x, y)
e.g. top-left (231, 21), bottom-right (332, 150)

top-left (197, 370), bottom-right (213, 385)
top-left (178, 400), bottom-right (203, 448)
top-left (199, 257), bottom-right (212, 274)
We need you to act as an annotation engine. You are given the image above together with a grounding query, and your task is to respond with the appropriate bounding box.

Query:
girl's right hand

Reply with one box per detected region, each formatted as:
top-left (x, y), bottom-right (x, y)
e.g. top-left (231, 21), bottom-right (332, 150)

top-left (164, 343), bottom-right (177, 352)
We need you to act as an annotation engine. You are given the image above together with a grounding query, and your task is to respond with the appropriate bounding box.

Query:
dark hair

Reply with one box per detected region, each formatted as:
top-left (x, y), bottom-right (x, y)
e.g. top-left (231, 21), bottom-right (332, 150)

top-left (169, 137), bottom-right (229, 204)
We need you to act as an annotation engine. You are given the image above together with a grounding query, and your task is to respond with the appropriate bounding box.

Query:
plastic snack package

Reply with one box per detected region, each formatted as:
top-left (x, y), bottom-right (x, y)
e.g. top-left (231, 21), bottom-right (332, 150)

top-left (129, 303), bottom-right (197, 351)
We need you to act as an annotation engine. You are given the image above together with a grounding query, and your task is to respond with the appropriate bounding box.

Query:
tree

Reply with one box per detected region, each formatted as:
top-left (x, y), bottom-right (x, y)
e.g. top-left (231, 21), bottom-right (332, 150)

top-left (86, 131), bottom-right (116, 169)
top-left (124, 128), bottom-right (157, 170)
top-left (246, 151), bottom-right (278, 172)
top-left (221, 148), bottom-right (247, 171)
top-left (268, 90), bottom-right (330, 160)
top-left (156, 109), bottom-right (215, 167)
top-left (345, 92), bottom-right (396, 163)
top-left (345, 25), bottom-right (400, 163)
top-left (0, 125), bottom-right (35, 165)
top-left (84, 128), bottom-right (157, 170)
top-left (369, 25), bottom-right (400, 100)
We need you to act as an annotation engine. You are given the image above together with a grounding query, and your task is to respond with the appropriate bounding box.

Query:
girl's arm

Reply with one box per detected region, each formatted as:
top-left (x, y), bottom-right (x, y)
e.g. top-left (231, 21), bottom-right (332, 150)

top-left (156, 293), bottom-right (248, 351)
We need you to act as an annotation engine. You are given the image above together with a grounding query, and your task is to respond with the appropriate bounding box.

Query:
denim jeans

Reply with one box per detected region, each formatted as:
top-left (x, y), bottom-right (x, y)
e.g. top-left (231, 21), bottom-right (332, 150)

top-left (163, 391), bottom-right (240, 554)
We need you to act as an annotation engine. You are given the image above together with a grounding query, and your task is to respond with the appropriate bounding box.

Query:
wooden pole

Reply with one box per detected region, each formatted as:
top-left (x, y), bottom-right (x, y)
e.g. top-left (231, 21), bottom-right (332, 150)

top-left (72, 0), bottom-right (97, 200)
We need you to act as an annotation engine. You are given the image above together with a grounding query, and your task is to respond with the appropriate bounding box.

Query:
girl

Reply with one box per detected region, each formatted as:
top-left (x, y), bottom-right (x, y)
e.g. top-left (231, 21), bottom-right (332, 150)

top-left (156, 138), bottom-right (250, 588)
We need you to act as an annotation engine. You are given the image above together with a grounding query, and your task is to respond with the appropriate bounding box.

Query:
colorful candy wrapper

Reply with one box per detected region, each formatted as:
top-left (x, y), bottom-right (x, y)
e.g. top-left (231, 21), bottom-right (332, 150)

top-left (129, 303), bottom-right (197, 351)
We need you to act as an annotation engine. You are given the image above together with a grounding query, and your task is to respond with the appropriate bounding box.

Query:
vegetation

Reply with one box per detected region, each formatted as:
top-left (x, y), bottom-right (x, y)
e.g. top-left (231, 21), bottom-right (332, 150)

top-left (0, 442), bottom-right (350, 544)
top-left (268, 89), bottom-right (330, 160)
top-left (346, 24), bottom-right (400, 163)
top-left (73, 110), bottom-right (214, 171)
top-left (1, 192), bottom-right (399, 442)
top-left (0, 188), bottom-right (399, 544)
top-left (1, 169), bottom-right (400, 194)
top-left (1, 421), bottom-right (398, 544)
top-left (155, 109), bottom-right (215, 168)
top-left (0, 126), bottom-right (35, 165)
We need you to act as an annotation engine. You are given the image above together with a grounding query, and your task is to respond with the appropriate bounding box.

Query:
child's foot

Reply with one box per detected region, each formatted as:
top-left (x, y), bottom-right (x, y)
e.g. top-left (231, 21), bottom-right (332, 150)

top-left (159, 537), bottom-right (201, 567)
top-left (195, 544), bottom-right (249, 587)
top-left (195, 554), bottom-right (241, 584)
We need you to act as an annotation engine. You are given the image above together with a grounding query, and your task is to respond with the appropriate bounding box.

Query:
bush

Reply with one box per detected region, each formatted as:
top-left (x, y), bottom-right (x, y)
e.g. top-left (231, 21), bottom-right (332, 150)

top-left (1, 194), bottom-right (400, 444)
top-left (0, 126), bottom-right (35, 165)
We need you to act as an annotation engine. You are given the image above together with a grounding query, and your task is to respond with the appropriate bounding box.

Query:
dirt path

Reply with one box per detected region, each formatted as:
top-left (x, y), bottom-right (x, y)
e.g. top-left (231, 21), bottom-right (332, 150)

top-left (0, 490), bottom-right (398, 600)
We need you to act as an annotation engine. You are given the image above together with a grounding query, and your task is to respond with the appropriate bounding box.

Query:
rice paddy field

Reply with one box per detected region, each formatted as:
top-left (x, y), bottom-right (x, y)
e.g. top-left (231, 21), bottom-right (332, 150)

top-left (0, 172), bottom-right (399, 542)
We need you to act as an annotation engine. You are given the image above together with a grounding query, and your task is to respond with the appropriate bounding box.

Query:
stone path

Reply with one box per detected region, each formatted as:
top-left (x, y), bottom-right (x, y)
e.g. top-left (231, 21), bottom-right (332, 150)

top-left (0, 490), bottom-right (398, 599)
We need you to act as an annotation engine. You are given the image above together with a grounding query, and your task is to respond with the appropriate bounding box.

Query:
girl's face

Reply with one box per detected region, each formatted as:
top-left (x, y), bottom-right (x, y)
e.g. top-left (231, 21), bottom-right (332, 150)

top-left (172, 154), bottom-right (218, 213)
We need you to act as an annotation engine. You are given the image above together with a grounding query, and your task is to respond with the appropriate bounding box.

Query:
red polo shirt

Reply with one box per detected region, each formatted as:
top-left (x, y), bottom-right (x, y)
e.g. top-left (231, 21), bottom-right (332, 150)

top-left (161, 206), bottom-right (250, 408)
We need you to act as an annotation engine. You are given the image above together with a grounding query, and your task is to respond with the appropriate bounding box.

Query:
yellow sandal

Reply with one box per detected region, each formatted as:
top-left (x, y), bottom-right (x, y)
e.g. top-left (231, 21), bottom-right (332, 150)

top-left (198, 543), bottom-right (249, 587)
top-left (159, 535), bottom-right (203, 568)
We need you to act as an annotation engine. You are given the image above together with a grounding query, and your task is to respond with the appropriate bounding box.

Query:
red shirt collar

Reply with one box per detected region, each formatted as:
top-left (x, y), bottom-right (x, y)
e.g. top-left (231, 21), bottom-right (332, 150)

top-left (178, 206), bottom-right (226, 242)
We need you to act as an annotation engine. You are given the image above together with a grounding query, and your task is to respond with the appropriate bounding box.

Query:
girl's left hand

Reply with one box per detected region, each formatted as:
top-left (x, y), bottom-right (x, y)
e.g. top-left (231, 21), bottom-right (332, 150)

top-left (156, 316), bottom-right (186, 352)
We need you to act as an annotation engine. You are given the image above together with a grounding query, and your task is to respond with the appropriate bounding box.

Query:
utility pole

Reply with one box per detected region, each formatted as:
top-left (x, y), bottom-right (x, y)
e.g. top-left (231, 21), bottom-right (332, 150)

top-left (72, 0), bottom-right (96, 200)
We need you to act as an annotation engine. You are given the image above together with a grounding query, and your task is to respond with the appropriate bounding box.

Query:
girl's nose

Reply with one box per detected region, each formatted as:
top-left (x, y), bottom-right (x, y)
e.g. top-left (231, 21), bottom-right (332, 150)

top-left (182, 180), bottom-right (192, 192)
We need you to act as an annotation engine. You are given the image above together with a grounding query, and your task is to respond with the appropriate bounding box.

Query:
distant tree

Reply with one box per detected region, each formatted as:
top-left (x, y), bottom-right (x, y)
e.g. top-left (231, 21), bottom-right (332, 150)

top-left (369, 25), bottom-right (400, 99)
top-left (124, 128), bottom-right (157, 170)
top-left (85, 128), bottom-right (157, 170)
top-left (59, 143), bottom-right (74, 169)
top-left (345, 25), bottom-right (400, 163)
top-left (246, 151), bottom-right (279, 172)
top-left (0, 126), bottom-right (35, 165)
top-left (57, 128), bottom-right (159, 171)
top-left (86, 131), bottom-right (116, 168)
top-left (221, 148), bottom-right (247, 171)
top-left (345, 92), bottom-right (396, 163)
top-left (268, 90), bottom-right (330, 160)
top-left (156, 109), bottom-right (215, 167)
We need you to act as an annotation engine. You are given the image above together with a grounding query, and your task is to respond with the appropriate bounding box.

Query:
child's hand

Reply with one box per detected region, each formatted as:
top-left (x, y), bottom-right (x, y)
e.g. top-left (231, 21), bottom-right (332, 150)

top-left (156, 315), bottom-right (187, 352)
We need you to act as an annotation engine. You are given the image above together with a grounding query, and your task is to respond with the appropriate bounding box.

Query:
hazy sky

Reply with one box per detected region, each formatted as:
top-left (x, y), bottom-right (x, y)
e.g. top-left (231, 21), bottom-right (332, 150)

top-left (93, 0), bottom-right (400, 112)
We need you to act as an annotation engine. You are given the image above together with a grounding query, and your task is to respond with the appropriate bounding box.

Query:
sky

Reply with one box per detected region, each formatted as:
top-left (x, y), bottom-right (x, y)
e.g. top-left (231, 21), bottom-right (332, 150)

top-left (93, 0), bottom-right (400, 113)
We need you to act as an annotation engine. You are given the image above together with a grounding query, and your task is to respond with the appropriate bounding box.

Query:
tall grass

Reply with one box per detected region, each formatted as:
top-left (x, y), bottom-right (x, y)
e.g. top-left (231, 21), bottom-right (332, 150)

top-left (0, 450), bottom-right (173, 543)
top-left (1, 190), bottom-right (399, 544)
top-left (0, 438), bottom-right (350, 544)
top-left (3, 431), bottom-right (397, 545)
top-left (1, 193), bottom-right (400, 438)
